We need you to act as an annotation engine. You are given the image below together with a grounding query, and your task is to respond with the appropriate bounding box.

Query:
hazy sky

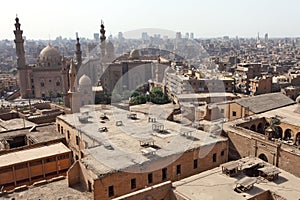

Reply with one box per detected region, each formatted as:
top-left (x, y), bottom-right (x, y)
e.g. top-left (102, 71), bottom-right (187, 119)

top-left (1, 0), bottom-right (300, 40)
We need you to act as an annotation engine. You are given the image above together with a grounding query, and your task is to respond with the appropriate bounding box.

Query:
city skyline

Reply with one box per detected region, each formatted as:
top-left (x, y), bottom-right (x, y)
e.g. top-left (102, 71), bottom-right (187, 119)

top-left (1, 0), bottom-right (300, 40)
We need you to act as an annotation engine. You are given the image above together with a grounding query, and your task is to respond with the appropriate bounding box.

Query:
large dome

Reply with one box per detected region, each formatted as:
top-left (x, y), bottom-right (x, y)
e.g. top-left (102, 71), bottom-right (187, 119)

top-left (39, 45), bottom-right (60, 60)
top-left (37, 45), bottom-right (62, 68)
top-left (79, 74), bottom-right (92, 86)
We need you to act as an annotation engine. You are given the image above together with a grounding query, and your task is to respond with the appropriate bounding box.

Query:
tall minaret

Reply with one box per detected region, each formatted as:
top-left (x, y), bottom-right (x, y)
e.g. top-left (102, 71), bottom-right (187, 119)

top-left (100, 20), bottom-right (106, 58)
top-left (14, 16), bottom-right (29, 98)
top-left (68, 59), bottom-right (79, 113)
top-left (75, 37), bottom-right (82, 70)
top-left (69, 59), bottom-right (77, 93)
top-left (61, 57), bottom-right (70, 107)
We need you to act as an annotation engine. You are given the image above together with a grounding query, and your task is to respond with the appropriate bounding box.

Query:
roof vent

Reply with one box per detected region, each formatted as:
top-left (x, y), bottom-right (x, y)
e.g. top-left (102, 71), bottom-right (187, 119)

top-left (98, 127), bottom-right (108, 132)
top-left (116, 121), bottom-right (123, 126)
top-left (78, 111), bottom-right (89, 123)
top-left (127, 113), bottom-right (138, 120)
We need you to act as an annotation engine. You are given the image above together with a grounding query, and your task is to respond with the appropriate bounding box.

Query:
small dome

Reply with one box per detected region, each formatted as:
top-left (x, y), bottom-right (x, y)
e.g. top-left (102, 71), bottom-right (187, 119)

top-left (79, 74), bottom-right (92, 86)
top-left (265, 127), bottom-right (273, 132)
top-left (129, 49), bottom-right (140, 59)
top-left (39, 45), bottom-right (60, 60)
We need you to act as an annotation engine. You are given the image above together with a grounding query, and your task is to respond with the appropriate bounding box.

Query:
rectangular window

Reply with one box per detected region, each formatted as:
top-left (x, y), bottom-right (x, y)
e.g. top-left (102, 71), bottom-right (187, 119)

top-left (61, 126), bottom-right (64, 134)
top-left (220, 109), bottom-right (224, 113)
top-left (131, 178), bottom-right (136, 189)
top-left (221, 150), bottom-right (225, 156)
top-left (67, 130), bottom-right (70, 139)
top-left (15, 163), bottom-right (27, 170)
top-left (108, 185), bottom-right (114, 197)
top-left (193, 159), bottom-right (198, 169)
top-left (232, 111), bottom-right (236, 117)
top-left (45, 157), bottom-right (56, 163)
top-left (76, 135), bottom-right (79, 145)
top-left (176, 165), bottom-right (181, 175)
top-left (148, 173), bottom-right (153, 184)
top-left (30, 160), bottom-right (42, 166)
top-left (162, 168), bottom-right (167, 181)
top-left (213, 153), bottom-right (217, 163)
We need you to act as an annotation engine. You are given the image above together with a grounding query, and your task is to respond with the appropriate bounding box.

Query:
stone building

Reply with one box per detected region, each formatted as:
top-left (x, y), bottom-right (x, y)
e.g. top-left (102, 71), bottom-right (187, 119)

top-left (13, 17), bottom-right (82, 108)
top-left (56, 104), bottom-right (228, 199)
top-left (222, 97), bottom-right (300, 178)
top-left (172, 157), bottom-right (300, 200)
top-left (164, 68), bottom-right (234, 96)
top-left (100, 49), bottom-right (170, 93)
top-left (0, 143), bottom-right (71, 191)
top-left (204, 92), bottom-right (294, 121)
top-left (249, 74), bottom-right (272, 95)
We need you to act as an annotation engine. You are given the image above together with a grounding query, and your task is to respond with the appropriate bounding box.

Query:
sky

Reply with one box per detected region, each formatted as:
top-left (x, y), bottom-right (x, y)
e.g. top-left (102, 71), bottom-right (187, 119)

top-left (1, 0), bottom-right (300, 40)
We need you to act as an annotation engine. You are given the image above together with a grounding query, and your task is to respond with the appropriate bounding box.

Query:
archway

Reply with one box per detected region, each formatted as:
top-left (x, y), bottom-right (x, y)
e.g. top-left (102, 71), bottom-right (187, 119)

top-left (258, 154), bottom-right (268, 162)
top-left (257, 123), bottom-right (264, 134)
top-left (250, 124), bottom-right (256, 132)
top-left (296, 132), bottom-right (300, 145)
top-left (284, 129), bottom-right (293, 141)
top-left (273, 126), bottom-right (283, 139)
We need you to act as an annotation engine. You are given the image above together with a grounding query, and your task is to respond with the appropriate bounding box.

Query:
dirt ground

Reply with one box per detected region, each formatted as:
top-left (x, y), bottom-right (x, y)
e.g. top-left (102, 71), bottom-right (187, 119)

top-left (1, 179), bottom-right (93, 200)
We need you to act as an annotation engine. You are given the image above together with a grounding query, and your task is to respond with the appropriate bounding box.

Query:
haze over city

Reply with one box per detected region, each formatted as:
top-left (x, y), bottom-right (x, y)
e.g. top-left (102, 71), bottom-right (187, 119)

top-left (1, 0), bottom-right (300, 40)
top-left (1, 0), bottom-right (300, 199)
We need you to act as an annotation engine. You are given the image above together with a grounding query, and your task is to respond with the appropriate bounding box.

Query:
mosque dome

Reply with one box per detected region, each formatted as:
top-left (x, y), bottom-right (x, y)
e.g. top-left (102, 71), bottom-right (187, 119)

top-left (79, 74), bottom-right (92, 86)
top-left (129, 49), bottom-right (140, 59)
top-left (39, 45), bottom-right (60, 60)
top-left (38, 45), bottom-right (61, 67)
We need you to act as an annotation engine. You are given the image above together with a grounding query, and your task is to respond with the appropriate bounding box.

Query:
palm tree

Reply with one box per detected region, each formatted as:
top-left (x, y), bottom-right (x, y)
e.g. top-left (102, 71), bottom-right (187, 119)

top-left (266, 116), bottom-right (281, 139)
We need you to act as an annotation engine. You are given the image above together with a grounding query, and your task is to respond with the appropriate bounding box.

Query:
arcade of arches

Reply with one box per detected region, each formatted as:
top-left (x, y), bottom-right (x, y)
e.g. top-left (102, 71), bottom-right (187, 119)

top-left (238, 117), bottom-right (300, 146)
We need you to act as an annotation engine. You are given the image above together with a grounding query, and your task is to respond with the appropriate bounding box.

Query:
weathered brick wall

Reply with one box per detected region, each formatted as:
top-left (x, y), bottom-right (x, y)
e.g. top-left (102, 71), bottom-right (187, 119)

top-left (90, 141), bottom-right (228, 200)
top-left (278, 149), bottom-right (300, 178)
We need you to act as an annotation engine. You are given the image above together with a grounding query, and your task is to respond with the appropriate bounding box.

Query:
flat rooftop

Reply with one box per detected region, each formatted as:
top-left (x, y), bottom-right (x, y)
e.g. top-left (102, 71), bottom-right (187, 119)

top-left (0, 118), bottom-right (36, 131)
top-left (58, 104), bottom-right (227, 175)
top-left (0, 143), bottom-right (70, 168)
top-left (259, 104), bottom-right (300, 127)
top-left (177, 92), bottom-right (237, 100)
top-left (173, 157), bottom-right (300, 200)
top-left (0, 123), bottom-right (64, 144)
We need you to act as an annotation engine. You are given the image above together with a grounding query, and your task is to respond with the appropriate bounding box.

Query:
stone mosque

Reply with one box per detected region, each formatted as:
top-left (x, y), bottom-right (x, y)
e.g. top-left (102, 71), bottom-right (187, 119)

top-left (13, 17), bottom-right (112, 112)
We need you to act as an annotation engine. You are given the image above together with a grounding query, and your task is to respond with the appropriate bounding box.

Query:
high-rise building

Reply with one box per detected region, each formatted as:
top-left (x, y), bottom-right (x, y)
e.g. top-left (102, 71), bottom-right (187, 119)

top-left (118, 32), bottom-right (124, 40)
top-left (94, 33), bottom-right (99, 42)
top-left (185, 32), bottom-right (189, 39)
top-left (142, 32), bottom-right (148, 40)
top-left (176, 32), bottom-right (182, 39)
top-left (190, 32), bottom-right (194, 39)
top-left (265, 33), bottom-right (269, 43)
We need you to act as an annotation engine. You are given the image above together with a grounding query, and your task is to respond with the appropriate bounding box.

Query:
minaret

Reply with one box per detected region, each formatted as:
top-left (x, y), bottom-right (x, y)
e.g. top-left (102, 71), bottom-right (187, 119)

top-left (100, 20), bottom-right (106, 58)
top-left (75, 37), bottom-right (82, 70)
top-left (14, 16), bottom-right (29, 98)
top-left (69, 59), bottom-right (77, 92)
top-left (68, 59), bottom-right (79, 113)
top-left (61, 56), bottom-right (70, 107)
